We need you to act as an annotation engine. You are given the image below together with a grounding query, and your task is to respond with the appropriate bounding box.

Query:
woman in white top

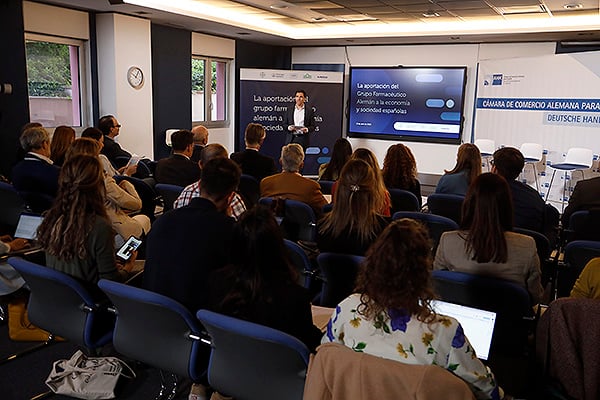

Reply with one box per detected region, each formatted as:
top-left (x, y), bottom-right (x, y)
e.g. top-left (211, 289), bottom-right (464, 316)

top-left (323, 219), bottom-right (501, 400)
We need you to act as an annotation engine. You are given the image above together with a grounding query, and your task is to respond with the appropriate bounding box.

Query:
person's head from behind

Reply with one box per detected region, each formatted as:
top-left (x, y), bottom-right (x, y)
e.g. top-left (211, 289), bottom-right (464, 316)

top-left (50, 126), bottom-right (76, 164)
top-left (352, 148), bottom-right (380, 171)
top-left (38, 154), bottom-right (107, 261)
top-left (98, 115), bottom-right (120, 138)
top-left (66, 138), bottom-right (101, 161)
top-left (81, 127), bottom-right (105, 150)
top-left (200, 157), bottom-right (241, 211)
top-left (322, 138), bottom-right (352, 180)
top-left (199, 143), bottom-right (228, 169)
top-left (170, 129), bottom-right (194, 156)
top-left (356, 219), bottom-right (435, 322)
top-left (449, 143), bottom-right (482, 180)
top-left (244, 123), bottom-right (266, 148)
top-left (461, 173), bottom-right (513, 263)
top-left (192, 125), bottom-right (209, 146)
top-left (382, 143), bottom-right (417, 187)
top-left (492, 147), bottom-right (525, 181)
top-left (20, 126), bottom-right (51, 156)
top-left (280, 143), bottom-right (304, 172)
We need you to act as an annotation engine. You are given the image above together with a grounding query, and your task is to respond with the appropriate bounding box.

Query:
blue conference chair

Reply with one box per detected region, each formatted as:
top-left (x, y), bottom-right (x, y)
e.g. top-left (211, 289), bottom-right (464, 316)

top-left (197, 309), bottom-right (311, 400)
top-left (259, 197), bottom-right (317, 242)
top-left (557, 240), bottom-right (600, 298)
top-left (98, 279), bottom-right (209, 398)
top-left (564, 210), bottom-right (600, 243)
top-left (317, 252), bottom-right (365, 308)
top-left (238, 174), bottom-right (260, 208)
top-left (7, 257), bottom-right (114, 351)
top-left (155, 183), bottom-right (185, 212)
top-left (426, 193), bottom-right (465, 225)
top-left (284, 239), bottom-right (317, 288)
top-left (388, 188), bottom-right (420, 213)
top-left (393, 211), bottom-right (459, 254)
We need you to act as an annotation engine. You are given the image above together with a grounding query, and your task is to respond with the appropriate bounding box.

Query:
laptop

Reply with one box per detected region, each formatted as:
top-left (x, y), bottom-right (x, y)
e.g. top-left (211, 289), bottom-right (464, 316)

top-left (430, 299), bottom-right (496, 361)
top-left (14, 213), bottom-right (44, 241)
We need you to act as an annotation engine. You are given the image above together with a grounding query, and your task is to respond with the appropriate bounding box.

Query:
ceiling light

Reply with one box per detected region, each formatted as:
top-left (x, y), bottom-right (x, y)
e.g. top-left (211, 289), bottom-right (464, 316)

top-left (563, 3), bottom-right (583, 9)
top-left (269, 4), bottom-right (288, 10)
top-left (422, 10), bottom-right (440, 18)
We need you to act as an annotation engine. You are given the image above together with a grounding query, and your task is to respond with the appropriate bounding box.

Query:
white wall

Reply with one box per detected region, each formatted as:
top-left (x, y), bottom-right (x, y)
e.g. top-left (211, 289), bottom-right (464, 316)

top-left (96, 14), bottom-right (154, 159)
top-left (292, 43), bottom-right (557, 174)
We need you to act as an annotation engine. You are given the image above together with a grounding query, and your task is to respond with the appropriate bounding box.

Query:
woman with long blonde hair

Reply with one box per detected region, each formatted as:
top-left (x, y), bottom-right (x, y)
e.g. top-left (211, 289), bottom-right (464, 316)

top-left (435, 143), bottom-right (482, 196)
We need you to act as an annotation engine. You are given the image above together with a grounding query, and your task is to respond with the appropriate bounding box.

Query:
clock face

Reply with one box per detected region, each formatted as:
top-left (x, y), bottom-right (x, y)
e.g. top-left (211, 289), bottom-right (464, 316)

top-left (127, 66), bottom-right (144, 89)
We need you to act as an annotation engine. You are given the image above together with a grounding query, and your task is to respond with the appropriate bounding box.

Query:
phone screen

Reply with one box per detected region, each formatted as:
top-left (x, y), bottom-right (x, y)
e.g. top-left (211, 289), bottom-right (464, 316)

top-left (116, 236), bottom-right (142, 261)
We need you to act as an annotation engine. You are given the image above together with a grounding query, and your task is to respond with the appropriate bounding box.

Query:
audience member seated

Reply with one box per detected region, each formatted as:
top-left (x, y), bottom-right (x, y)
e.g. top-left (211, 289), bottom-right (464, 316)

top-left (492, 147), bottom-right (559, 243)
top-left (37, 155), bottom-right (137, 293)
top-left (82, 127), bottom-right (137, 177)
top-left (49, 125), bottom-right (75, 167)
top-left (318, 137), bottom-right (352, 181)
top-left (570, 257), bottom-right (600, 299)
top-left (561, 175), bottom-right (600, 227)
top-left (143, 158), bottom-right (240, 313)
top-left (260, 143), bottom-right (327, 214)
top-left (230, 123), bottom-right (277, 182)
top-left (67, 138), bottom-right (150, 241)
top-left (317, 159), bottom-right (389, 256)
top-left (190, 124), bottom-right (209, 163)
top-left (0, 236), bottom-right (29, 296)
top-left (174, 143), bottom-right (246, 220)
top-left (382, 143), bottom-right (422, 208)
top-left (435, 143), bottom-right (481, 196)
top-left (11, 125), bottom-right (60, 198)
top-left (208, 206), bottom-right (322, 351)
top-left (98, 114), bottom-right (132, 168)
top-left (155, 129), bottom-right (201, 187)
top-left (323, 219), bottom-right (501, 400)
top-left (434, 173), bottom-right (543, 304)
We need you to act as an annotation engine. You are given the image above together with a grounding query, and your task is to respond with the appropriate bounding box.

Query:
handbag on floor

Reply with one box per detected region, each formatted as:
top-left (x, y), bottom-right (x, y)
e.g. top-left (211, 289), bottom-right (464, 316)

top-left (7, 297), bottom-right (52, 341)
top-left (45, 350), bottom-right (136, 400)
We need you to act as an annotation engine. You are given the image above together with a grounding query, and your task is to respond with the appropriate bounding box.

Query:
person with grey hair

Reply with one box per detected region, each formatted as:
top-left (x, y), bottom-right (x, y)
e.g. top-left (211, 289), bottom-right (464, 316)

top-left (260, 143), bottom-right (327, 214)
top-left (11, 125), bottom-right (60, 197)
top-left (190, 125), bottom-right (209, 163)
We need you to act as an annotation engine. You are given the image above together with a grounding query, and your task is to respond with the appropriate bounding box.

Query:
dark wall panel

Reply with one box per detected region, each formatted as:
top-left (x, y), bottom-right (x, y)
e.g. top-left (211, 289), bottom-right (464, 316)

top-left (234, 39), bottom-right (291, 151)
top-left (151, 24), bottom-right (192, 160)
top-left (0, 0), bottom-right (30, 178)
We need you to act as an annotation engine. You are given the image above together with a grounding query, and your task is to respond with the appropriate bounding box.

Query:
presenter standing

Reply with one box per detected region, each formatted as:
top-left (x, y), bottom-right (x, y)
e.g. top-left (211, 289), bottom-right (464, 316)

top-left (284, 90), bottom-right (316, 149)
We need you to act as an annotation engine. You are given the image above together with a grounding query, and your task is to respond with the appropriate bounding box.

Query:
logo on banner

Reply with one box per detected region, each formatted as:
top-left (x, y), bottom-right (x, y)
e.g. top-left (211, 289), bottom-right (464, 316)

top-left (492, 74), bottom-right (503, 85)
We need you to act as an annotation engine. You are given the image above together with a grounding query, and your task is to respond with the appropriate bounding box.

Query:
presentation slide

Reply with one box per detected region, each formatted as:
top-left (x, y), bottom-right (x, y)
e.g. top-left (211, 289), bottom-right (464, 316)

top-left (239, 69), bottom-right (344, 175)
top-left (348, 67), bottom-right (467, 144)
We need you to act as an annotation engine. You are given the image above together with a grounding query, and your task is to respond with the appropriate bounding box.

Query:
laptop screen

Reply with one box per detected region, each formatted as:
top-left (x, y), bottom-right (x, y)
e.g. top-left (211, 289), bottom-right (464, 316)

top-left (431, 299), bottom-right (496, 361)
top-left (14, 213), bottom-right (44, 240)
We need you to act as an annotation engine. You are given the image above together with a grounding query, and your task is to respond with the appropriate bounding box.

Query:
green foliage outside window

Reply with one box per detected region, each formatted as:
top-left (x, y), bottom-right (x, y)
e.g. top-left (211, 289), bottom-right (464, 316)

top-left (26, 41), bottom-right (72, 98)
top-left (191, 58), bottom-right (217, 92)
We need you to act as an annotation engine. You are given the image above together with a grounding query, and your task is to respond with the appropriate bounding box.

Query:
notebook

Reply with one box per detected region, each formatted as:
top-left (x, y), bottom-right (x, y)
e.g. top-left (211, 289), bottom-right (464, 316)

top-left (430, 299), bottom-right (496, 361)
top-left (14, 213), bottom-right (44, 240)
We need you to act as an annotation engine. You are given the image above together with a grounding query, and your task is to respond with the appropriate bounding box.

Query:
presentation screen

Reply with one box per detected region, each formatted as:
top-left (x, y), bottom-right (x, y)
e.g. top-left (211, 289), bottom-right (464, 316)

top-left (348, 66), bottom-right (467, 144)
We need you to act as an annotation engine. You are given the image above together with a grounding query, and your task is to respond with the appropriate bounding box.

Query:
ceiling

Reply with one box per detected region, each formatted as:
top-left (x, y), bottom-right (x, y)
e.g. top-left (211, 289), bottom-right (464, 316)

top-left (42, 0), bottom-right (600, 46)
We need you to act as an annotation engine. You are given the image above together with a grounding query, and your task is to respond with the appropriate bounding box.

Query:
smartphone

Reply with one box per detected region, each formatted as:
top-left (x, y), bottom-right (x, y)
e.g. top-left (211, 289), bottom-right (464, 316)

top-left (116, 236), bottom-right (142, 261)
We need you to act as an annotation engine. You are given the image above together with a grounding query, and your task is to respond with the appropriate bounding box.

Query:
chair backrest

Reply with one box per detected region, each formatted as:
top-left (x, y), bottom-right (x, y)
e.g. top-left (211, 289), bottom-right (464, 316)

top-left (155, 183), bottom-right (184, 212)
top-left (284, 239), bottom-right (312, 288)
top-left (259, 197), bottom-right (317, 242)
top-left (8, 257), bottom-right (113, 349)
top-left (18, 190), bottom-right (54, 214)
top-left (388, 188), bottom-right (420, 213)
top-left (196, 309), bottom-right (310, 400)
top-left (559, 240), bottom-right (600, 297)
top-left (98, 279), bottom-right (207, 381)
top-left (393, 211), bottom-right (459, 254)
top-left (0, 182), bottom-right (27, 234)
top-left (474, 139), bottom-right (496, 156)
top-left (317, 252), bottom-right (365, 307)
top-left (426, 193), bottom-right (465, 225)
top-left (564, 147), bottom-right (593, 168)
top-left (520, 143), bottom-right (543, 162)
top-left (318, 180), bottom-right (334, 195)
top-left (566, 210), bottom-right (600, 241)
top-left (432, 270), bottom-right (533, 355)
top-left (238, 174), bottom-right (260, 208)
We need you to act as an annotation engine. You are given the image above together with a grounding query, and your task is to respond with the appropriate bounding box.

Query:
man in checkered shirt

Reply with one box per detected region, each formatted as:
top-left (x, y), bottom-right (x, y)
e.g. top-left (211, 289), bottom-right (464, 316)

top-left (173, 143), bottom-right (246, 220)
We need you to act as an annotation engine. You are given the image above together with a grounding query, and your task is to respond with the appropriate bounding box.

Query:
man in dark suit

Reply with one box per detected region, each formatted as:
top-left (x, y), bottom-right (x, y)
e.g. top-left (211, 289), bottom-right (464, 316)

top-left (231, 123), bottom-right (277, 182)
top-left (98, 115), bottom-right (132, 168)
top-left (155, 129), bottom-right (201, 187)
top-left (143, 157), bottom-right (241, 313)
top-left (562, 176), bottom-right (600, 226)
top-left (190, 125), bottom-right (209, 163)
top-left (492, 147), bottom-right (559, 242)
top-left (11, 125), bottom-right (60, 198)
top-left (283, 89), bottom-right (316, 149)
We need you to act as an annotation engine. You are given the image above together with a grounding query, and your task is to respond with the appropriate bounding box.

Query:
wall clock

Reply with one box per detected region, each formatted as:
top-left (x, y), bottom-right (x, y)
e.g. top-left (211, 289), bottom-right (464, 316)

top-left (127, 66), bottom-right (144, 89)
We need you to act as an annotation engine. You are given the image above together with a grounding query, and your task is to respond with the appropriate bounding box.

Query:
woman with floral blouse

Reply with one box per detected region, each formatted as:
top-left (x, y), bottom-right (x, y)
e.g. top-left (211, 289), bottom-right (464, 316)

top-left (322, 218), bottom-right (501, 400)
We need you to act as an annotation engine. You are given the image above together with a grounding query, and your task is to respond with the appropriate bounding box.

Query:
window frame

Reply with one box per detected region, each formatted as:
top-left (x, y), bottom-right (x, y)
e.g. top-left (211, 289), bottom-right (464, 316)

top-left (191, 55), bottom-right (230, 129)
top-left (24, 32), bottom-right (91, 131)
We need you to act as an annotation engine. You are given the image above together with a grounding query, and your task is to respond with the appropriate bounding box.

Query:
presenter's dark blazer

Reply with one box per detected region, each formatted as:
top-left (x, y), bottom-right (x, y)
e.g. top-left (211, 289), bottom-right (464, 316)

top-left (101, 135), bottom-right (132, 168)
top-left (283, 106), bottom-right (316, 149)
top-left (11, 153), bottom-right (60, 197)
top-left (143, 197), bottom-right (235, 312)
top-left (230, 149), bottom-right (278, 182)
top-left (155, 154), bottom-right (201, 187)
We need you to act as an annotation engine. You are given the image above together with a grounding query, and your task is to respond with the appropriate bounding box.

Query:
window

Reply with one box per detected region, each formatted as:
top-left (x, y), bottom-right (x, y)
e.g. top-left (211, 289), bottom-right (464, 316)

top-left (191, 56), bottom-right (229, 126)
top-left (25, 34), bottom-right (88, 128)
